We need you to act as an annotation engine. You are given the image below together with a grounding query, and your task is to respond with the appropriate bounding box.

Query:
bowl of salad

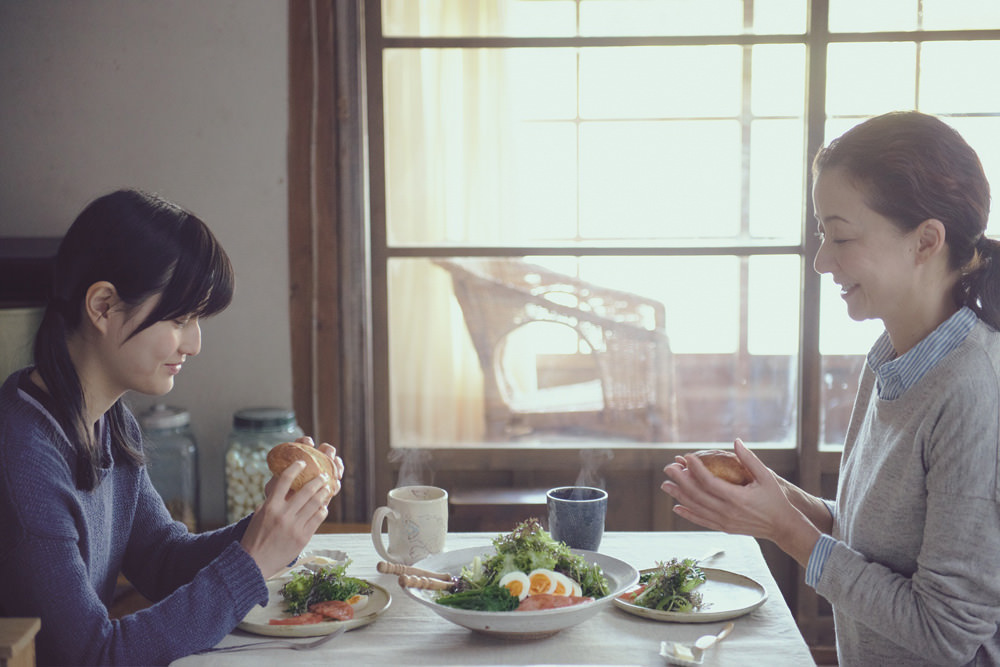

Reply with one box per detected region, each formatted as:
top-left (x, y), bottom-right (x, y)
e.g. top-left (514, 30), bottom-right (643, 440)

top-left (399, 519), bottom-right (638, 639)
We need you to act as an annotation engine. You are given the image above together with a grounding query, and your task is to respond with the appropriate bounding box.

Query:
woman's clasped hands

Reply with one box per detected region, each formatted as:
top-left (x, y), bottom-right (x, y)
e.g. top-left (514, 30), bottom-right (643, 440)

top-left (661, 438), bottom-right (821, 567)
top-left (241, 436), bottom-right (345, 579)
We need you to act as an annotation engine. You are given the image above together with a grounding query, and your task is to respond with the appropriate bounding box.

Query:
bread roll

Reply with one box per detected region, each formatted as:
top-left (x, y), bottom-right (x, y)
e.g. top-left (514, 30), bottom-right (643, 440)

top-left (266, 441), bottom-right (334, 492)
top-left (692, 449), bottom-right (752, 486)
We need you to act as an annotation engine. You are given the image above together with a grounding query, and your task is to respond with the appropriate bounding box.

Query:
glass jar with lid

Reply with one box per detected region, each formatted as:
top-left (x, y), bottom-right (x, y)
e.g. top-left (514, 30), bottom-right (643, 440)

top-left (224, 407), bottom-right (304, 523)
top-left (138, 404), bottom-right (199, 531)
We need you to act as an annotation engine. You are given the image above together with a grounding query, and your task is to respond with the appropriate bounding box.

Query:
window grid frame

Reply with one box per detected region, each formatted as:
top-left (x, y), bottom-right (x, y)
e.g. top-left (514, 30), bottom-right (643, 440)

top-left (364, 0), bottom-right (1000, 462)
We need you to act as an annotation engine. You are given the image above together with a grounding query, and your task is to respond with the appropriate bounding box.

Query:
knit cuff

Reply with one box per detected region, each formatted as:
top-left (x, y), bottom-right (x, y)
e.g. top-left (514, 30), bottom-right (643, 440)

top-left (217, 541), bottom-right (269, 608)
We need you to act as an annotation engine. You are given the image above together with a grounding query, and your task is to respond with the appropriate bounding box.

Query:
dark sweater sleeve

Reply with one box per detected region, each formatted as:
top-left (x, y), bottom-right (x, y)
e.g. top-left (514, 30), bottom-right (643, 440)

top-left (0, 401), bottom-right (269, 666)
top-left (8, 533), bottom-right (267, 666)
top-left (119, 425), bottom-right (256, 602)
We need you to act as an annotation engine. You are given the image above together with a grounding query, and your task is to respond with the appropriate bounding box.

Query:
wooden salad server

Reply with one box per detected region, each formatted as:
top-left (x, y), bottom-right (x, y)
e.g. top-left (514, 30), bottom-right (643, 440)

top-left (377, 560), bottom-right (454, 582)
top-left (396, 574), bottom-right (456, 591)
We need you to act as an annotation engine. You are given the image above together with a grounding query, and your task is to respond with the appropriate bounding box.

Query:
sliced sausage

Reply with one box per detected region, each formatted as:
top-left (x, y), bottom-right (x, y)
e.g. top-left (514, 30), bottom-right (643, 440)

top-left (309, 599), bottom-right (355, 620)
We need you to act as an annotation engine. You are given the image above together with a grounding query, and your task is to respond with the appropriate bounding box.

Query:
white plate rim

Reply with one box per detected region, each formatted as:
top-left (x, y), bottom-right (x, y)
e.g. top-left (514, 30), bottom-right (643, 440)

top-left (237, 578), bottom-right (391, 637)
top-left (613, 566), bottom-right (767, 623)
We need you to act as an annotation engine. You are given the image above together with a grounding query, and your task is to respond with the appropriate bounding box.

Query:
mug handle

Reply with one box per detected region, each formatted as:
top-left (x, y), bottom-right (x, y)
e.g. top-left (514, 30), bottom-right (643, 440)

top-left (370, 505), bottom-right (400, 562)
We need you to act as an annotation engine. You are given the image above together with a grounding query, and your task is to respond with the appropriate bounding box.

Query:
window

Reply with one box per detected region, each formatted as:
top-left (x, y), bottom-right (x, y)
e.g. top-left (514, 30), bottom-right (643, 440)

top-left (365, 1), bottom-right (1000, 457)
top-left (354, 1), bottom-right (1000, 639)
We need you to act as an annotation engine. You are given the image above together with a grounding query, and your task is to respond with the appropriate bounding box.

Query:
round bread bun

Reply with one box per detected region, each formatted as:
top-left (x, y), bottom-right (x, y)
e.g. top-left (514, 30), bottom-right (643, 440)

top-left (692, 449), bottom-right (752, 486)
top-left (266, 442), bottom-right (334, 492)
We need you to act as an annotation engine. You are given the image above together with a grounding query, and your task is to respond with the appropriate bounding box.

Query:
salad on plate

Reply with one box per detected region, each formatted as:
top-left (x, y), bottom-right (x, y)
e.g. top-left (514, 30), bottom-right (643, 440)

top-left (433, 518), bottom-right (610, 612)
top-left (617, 558), bottom-right (707, 613)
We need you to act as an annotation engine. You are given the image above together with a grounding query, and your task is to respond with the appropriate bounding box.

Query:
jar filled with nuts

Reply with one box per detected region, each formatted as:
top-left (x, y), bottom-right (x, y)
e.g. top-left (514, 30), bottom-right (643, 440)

top-left (138, 404), bottom-right (199, 531)
top-left (224, 407), bottom-right (304, 522)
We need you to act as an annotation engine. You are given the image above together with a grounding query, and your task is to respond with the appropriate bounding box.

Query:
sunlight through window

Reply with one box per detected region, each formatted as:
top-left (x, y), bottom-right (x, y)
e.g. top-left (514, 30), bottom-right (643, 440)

top-left (375, 0), bottom-right (1000, 450)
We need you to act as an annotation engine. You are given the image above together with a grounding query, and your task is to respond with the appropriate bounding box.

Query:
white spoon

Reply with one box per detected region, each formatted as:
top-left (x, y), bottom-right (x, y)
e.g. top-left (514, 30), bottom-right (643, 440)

top-left (695, 547), bottom-right (724, 564)
top-left (693, 621), bottom-right (734, 657)
top-left (659, 622), bottom-right (734, 665)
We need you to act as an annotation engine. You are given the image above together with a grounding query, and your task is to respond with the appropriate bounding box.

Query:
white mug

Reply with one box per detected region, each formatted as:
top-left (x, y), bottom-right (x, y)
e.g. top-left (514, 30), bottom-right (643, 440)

top-left (370, 485), bottom-right (448, 564)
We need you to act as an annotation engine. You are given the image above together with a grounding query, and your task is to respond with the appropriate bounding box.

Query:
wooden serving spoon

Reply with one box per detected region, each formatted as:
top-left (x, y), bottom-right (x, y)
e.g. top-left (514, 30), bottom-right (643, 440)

top-left (376, 560), bottom-right (455, 581)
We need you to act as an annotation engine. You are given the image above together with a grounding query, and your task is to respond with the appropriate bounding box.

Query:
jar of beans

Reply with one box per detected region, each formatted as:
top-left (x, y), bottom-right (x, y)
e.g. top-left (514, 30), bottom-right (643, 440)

top-left (224, 407), bottom-right (304, 522)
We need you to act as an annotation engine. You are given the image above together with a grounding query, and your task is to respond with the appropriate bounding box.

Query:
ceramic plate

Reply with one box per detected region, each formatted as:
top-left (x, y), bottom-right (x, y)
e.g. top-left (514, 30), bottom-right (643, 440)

top-left (614, 567), bottom-right (767, 623)
top-left (401, 545), bottom-right (638, 639)
top-left (238, 578), bottom-right (391, 637)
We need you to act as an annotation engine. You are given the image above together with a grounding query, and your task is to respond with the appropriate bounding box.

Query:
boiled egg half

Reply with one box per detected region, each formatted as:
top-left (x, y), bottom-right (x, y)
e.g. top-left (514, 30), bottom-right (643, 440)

top-left (500, 568), bottom-right (583, 601)
top-left (498, 571), bottom-right (531, 601)
top-left (347, 593), bottom-right (369, 612)
top-left (527, 568), bottom-right (582, 597)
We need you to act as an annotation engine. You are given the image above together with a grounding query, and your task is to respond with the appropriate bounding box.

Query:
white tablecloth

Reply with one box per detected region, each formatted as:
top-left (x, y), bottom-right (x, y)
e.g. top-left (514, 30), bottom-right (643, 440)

top-left (171, 531), bottom-right (815, 667)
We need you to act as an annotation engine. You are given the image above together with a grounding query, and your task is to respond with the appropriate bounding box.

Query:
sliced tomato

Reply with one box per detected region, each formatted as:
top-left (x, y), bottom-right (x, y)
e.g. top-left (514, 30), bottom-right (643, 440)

top-left (617, 584), bottom-right (647, 603)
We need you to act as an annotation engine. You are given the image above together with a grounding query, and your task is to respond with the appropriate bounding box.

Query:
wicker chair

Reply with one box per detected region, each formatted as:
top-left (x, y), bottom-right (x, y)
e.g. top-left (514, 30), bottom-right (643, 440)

top-left (435, 258), bottom-right (677, 442)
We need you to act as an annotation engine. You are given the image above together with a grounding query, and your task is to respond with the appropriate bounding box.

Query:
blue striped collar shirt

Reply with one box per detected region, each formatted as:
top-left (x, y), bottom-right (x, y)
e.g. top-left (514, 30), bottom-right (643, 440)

top-left (867, 306), bottom-right (978, 400)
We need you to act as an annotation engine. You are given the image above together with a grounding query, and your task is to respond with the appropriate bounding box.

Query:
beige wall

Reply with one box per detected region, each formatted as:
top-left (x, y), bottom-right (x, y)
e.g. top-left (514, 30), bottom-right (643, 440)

top-left (0, 0), bottom-right (291, 526)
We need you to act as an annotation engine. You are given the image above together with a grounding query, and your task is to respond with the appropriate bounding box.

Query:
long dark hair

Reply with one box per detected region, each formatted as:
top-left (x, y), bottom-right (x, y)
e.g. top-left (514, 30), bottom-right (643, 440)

top-left (813, 111), bottom-right (998, 328)
top-left (33, 188), bottom-right (234, 490)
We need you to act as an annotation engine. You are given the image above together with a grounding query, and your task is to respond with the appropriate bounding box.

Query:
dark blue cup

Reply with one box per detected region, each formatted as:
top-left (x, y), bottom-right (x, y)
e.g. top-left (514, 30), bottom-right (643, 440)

top-left (546, 486), bottom-right (608, 551)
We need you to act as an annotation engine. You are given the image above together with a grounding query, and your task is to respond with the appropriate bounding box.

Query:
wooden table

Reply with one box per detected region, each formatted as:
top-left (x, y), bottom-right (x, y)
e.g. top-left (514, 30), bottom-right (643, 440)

top-left (172, 531), bottom-right (814, 666)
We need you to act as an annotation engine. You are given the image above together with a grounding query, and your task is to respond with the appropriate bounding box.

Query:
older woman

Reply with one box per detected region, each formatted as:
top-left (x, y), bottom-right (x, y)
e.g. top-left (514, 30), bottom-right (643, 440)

top-left (662, 111), bottom-right (1000, 666)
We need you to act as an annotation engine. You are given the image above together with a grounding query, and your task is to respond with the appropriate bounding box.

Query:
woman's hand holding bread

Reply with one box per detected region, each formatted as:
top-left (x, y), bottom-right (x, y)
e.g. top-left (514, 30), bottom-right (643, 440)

top-left (689, 449), bottom-right (753, 485)
top-left (241, 437), bottom-right (345, 579)
top-left (660, 439), bottom-right (822, 567)
top-left (267, 440), bottom-right (337, 492)
top-left (263, 437), bottom-right (345, 500)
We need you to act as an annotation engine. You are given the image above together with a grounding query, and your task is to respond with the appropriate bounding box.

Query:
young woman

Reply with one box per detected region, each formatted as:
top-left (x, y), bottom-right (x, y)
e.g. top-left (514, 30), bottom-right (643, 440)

top-left (662, 111), bottom-right (1000, 665)
top-left (0, 189), bottom-right (345, 665)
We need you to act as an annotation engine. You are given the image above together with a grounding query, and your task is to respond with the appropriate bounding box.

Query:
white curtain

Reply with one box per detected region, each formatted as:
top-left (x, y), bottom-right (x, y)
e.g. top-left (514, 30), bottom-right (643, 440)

top-left (384, 1), bottom-right (512, 445)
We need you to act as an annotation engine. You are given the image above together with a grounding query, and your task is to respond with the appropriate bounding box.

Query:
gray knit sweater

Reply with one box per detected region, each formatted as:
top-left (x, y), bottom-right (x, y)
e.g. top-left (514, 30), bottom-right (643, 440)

top-left (817, 321), bottom-right (1000, 666)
